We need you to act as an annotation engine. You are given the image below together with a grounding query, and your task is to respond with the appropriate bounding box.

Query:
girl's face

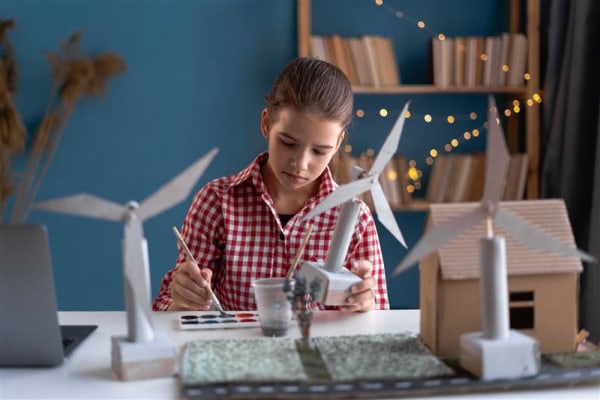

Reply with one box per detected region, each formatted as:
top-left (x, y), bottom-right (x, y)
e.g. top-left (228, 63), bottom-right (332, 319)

top-left (261, 107), bottom-right (344, 194)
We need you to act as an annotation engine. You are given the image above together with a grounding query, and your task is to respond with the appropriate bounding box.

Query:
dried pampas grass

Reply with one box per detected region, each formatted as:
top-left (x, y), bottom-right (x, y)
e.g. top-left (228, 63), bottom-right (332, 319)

top-left (0, 21), bottom-right (126, 222)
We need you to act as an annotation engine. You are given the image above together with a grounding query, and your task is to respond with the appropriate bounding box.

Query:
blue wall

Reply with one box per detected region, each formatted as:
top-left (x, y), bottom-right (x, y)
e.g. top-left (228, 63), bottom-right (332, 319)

top-left (1, 0), bottom-right (507, 310)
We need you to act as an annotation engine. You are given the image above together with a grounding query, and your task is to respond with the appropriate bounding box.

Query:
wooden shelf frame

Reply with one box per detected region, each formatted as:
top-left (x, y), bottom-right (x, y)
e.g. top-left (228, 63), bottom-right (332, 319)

top-left (297, 0), bottom-right (541, 201)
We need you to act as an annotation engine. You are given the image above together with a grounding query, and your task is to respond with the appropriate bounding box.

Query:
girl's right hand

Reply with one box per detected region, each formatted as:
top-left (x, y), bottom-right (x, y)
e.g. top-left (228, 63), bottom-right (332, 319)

top-left (167, 260), bottom-right (214, 311)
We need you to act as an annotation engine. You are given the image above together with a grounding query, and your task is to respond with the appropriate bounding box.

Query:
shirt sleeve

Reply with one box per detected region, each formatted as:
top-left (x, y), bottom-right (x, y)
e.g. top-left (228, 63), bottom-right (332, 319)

top-left (152, 184), bottom-right (224, 311)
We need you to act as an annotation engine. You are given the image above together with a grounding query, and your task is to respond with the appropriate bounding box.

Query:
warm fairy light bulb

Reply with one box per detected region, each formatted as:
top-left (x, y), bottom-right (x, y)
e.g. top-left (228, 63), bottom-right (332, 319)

top-left (527, 99), bottom-right (534, 106)
top-left (356, 109), bottom-right (365, 118)
top-left (469, 112), bottom-right (477, 120)
top-left (533, 93), bottom-right (542, 103)
top-left (414, 181), bottom-right (422, 190)
top-left (375, 0), bottom-right (383, 5)
top-left (426, 157), bottom-right (433, 165)
top-left (513, 105), bottom-right (521, 113)
top-left (405, 110), bottom-right (411, 118)
top-left (387, 170), bottom-right (398, 180)
top-left (512, 99), bottom-right (520, 106)
top-left (504, 109), bottom-right (511, 117)
top-left (472, 129), bottom-right (480, 137)
top-left (379, 108), bottom-right (388, 117)
top-left (502, 65), bottom-right (509, 72)
top-left (464, 131), bottom-right (471, 140)
top-left (444, 144), bottom-right (452, 152)
top-left (438, 33), bottom-right (446, 40)
top-left (429, 149), bottom-right (438, 157)
top-left (407, 185), bottom-right (415, 193)
top-left (408, 167), bottom-right (419, 180)
top-left (424, 114), bottom-right (432, 123)
top-left (417, 21), bottom-right (426, 29)
top-left (408, 159), bottom-right (416, 167)
top-left (524, 72), bottom-right (531, 80)
top-left (481, 53), bottom-right (488, 62)
top-left (447, 115), bottom-right (455, 124)
top-left (344, 144), bottom-right (353, 153)
top-left (451, 139), bottom-right (459, 147)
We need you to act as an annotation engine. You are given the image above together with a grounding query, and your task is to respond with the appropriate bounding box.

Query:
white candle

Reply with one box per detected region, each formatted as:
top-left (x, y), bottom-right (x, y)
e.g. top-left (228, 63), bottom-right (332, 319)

top-left (479, 236), bottom-right (509, 340)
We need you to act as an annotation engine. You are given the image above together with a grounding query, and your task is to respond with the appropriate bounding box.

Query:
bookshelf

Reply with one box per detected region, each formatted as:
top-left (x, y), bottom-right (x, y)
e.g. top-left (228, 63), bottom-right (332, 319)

top-left (297, 0), bottom-right (541, 203)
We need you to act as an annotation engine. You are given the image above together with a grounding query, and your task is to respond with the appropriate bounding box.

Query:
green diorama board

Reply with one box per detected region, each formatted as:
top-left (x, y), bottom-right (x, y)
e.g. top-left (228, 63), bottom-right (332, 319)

top-left (180, 333), bottom-right (600, 399)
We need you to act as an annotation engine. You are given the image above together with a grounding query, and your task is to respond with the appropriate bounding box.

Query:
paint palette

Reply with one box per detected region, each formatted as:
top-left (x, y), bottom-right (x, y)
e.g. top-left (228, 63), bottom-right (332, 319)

top-left (178, 311), bottom-right (261, 330)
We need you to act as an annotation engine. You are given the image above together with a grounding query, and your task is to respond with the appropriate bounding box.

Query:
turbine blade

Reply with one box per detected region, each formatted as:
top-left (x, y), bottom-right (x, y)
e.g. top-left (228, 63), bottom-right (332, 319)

top-left (303, 177), bottom-right (374, 220)
top-left (482, 95), bottom-right (510, 204)
top-left (33, 194), bottom-right (123, 221)
top-left (393, 206), bottom-right (488, 276)
top-left (495, 208), bottom-right (597, 263)
top-left (371, 182), bottom-right (407, 248)
top-left (370, 101), bottom-right (411, 175)
top-left (139, 148), bottom-right (218, 221)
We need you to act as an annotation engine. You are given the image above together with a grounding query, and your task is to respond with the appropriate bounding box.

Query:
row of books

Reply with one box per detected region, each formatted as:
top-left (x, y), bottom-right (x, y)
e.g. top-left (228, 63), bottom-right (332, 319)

top-left (426, 153), bottom-right (529, 203)
top-left (332, 151), bottom-right (529, 211)
top-left (431, 33), bottom-right (528, 87)
top-left (309, 35), bottom-right (401, 87)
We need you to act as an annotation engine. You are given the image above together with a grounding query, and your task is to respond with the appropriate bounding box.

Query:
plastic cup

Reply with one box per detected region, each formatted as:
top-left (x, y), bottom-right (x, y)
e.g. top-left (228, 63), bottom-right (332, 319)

top-left (252, 277), bottom-right (293, 337)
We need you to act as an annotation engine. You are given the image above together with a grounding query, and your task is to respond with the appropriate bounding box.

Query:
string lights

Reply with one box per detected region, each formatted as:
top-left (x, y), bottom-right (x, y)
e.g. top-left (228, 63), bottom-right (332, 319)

top-left (345, 0), bottom-right (544, 195)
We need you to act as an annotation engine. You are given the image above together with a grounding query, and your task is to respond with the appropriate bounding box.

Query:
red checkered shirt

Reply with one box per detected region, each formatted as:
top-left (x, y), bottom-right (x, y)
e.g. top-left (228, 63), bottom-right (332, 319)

top-left (152, 152), bottom-right (389, 311)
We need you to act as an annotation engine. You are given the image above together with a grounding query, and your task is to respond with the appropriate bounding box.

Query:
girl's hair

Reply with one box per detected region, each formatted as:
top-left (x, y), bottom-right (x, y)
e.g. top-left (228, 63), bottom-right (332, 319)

top-left (264, 57), bottom-right (354, 129)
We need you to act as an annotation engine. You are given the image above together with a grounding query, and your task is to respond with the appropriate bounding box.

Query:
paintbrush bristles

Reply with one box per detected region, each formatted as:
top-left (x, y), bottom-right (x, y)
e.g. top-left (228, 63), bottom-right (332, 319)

top-left (287, 223), bottom-right (314, 279)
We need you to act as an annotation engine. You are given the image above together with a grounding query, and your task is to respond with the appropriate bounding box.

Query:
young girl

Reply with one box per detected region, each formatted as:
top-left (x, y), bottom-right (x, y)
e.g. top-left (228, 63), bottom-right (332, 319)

top-left (153, 57), bottom-right (389, 312)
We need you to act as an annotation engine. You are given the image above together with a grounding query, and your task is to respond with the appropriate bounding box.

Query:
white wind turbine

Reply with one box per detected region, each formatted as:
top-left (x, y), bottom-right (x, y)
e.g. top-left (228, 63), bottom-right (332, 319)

top-left (297, 101), bottom-right (410, 306)
top-left (33, 148), bottom-right (218, 380)
top-left (393, 96), bottom-right (595, 380)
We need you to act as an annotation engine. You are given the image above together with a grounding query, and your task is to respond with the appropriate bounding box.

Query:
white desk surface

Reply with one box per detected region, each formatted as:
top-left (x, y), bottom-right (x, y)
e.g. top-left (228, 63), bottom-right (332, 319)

top-left (1, 310), bottom-right (598, 399)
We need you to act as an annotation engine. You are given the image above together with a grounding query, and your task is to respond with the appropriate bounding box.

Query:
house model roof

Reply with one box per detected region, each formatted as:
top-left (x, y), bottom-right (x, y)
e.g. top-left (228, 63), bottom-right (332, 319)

top-left (428, 199), bottom-right (583, 280)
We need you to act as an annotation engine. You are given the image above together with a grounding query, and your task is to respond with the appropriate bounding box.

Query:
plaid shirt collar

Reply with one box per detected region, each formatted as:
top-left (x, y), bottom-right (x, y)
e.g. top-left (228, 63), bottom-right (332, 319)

top-left (227, 152), bottom-right (338, 215)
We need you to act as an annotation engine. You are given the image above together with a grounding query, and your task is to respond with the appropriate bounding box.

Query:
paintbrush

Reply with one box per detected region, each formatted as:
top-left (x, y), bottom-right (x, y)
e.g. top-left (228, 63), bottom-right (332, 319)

top-left (172, 226), bottom-right (227, 316)
top-left (286, 222), bottom-right (314, 280)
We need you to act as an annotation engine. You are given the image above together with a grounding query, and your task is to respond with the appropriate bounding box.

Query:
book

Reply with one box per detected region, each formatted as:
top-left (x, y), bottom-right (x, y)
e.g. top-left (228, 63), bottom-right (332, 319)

top-left (503, 153), bottom-right (529, 200)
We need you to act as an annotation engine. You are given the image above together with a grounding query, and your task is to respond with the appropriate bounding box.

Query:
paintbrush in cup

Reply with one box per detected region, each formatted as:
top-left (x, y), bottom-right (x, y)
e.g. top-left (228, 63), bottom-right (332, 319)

top-left (172, 226), bottom-right (227, 316)
top-left (286, 222), bottom-right (314, 280)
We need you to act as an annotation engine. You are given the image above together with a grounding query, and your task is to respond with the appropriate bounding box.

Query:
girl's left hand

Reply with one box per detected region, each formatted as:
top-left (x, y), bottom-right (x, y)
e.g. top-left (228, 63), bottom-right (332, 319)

top-left (342, 260), bottom-right (376, 312)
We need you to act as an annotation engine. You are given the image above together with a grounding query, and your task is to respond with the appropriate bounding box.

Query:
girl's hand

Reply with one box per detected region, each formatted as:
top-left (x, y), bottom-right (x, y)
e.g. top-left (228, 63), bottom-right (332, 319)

top-left (167, 260), bottom-right (213, 311)
top-left (342, 260), bottom-right (376, 312)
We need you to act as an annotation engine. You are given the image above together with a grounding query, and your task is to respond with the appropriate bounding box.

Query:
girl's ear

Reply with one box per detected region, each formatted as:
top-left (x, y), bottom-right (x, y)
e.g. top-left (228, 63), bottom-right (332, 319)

top-left (260, 109), bottom-right (270, 139)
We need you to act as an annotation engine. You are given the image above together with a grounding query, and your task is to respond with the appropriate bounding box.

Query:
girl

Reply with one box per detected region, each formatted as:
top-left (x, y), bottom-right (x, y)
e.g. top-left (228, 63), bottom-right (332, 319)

top-left (153, 57), bottom-right (389, 312)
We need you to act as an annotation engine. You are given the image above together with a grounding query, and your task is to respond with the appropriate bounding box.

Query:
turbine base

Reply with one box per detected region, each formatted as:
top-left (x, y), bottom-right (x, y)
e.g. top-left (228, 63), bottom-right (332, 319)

top-left (459, 330), bottom-right (540, 380)
top-left (111, 332), bottom-right (177, 381)
top-left (296, 261), bottom-right (361, 306)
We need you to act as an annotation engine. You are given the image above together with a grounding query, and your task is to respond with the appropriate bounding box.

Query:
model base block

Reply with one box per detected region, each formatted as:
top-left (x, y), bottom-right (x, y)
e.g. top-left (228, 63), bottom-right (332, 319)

top-left (459, 330), bottom-right (540, 380)
top-left (111, 332), bottom-right (178, 381)
top-left (296, 261), bottom-right (361, 306)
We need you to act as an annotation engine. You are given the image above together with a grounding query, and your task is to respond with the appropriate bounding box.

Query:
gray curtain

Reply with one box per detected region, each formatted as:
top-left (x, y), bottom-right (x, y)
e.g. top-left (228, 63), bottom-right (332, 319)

top-left (541, 0), bottom-right (600, 343)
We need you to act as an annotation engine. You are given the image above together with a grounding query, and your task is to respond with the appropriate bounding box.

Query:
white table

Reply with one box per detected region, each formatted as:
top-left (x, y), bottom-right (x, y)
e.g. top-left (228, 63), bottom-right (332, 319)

top-left (0, 310), bottom-right (598, 399)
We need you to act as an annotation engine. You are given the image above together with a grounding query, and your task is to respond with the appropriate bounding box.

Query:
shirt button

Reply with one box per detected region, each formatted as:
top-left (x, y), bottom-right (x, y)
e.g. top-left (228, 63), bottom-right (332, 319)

top-left (279, 233), bottom-right (285, 240)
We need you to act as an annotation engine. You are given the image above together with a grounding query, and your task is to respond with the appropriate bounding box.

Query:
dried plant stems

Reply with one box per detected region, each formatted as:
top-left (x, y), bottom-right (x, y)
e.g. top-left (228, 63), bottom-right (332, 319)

top-left (1, 25), bottom-right (126, 223)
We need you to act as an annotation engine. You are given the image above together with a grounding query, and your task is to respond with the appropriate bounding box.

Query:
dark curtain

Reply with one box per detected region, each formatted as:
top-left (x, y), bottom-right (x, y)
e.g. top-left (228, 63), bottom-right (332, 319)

top-left (541, 0), bottom-right (600, 343)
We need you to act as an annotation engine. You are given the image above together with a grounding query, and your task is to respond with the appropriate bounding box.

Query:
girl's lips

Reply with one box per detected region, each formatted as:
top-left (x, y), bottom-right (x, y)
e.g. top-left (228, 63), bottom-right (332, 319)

top-left (283, 171), bottom-right (307, 183)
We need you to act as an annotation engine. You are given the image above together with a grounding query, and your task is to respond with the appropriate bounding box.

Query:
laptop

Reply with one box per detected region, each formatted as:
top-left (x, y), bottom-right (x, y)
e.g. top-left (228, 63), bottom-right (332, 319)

top-left (0, 224), bottom-right (97, 367)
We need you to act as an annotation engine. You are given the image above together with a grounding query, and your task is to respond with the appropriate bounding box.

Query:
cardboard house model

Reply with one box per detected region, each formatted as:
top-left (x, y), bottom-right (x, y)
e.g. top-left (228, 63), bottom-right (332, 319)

top-left (419, 199), bottom-right (583, 359)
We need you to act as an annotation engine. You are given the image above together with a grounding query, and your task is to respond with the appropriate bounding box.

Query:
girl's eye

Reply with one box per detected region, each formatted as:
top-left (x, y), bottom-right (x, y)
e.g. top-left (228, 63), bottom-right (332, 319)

top-left (280, 139), bottom-right (295, 147)
top-left (313, 149), bottom-right (327, 156)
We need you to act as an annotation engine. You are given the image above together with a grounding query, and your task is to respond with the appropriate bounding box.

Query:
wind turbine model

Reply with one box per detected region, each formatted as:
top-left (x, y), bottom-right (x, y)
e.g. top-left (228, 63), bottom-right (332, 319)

top-left (393, 96), bottom-right (595, 380)
top-left (33, 148), bottom-right (218, 381)
top-left (298, 101), bottom-right (410, 306)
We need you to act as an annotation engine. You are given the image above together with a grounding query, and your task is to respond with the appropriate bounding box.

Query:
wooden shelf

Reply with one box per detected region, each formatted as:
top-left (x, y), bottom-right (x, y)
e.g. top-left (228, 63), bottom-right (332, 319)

top-left (297, 0), bottom-right (540, 199)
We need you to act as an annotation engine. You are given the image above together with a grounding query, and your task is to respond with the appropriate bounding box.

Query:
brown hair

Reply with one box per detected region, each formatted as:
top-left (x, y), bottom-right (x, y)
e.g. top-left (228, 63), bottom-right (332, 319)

top-left (264, 57), bottom-right (353, 130)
